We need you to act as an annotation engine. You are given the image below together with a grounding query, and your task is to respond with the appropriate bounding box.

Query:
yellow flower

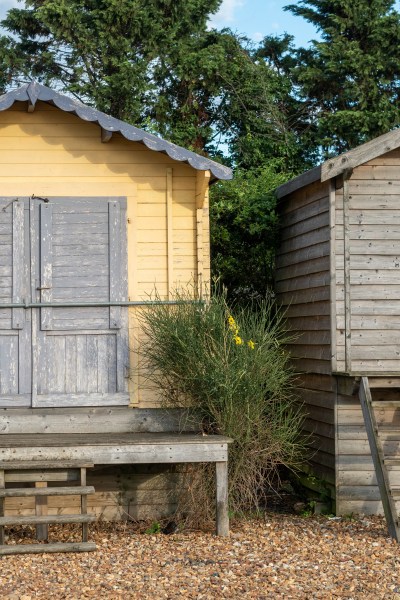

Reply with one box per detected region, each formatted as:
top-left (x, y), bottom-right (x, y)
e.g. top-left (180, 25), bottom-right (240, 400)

top-left (234, 335), bottom-right (243, 345)
top-left (228, 315), bottom-right (237, 331)
top-left (247, 340), bottom-right (255, 350)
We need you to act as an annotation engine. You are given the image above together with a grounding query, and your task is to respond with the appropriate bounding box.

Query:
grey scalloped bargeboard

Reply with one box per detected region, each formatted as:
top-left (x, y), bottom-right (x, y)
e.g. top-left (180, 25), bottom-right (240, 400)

top-left (0, 81), bottom-right (232, 182)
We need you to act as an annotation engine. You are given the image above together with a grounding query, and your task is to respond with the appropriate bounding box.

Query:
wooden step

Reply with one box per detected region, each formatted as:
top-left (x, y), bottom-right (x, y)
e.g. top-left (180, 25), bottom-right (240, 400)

top-left (0, 542), bottom-right (96, 555)
top-left (372, 401), bottom-right (400, 409)
top-left (377, 433), bottom-right (400, 444)
top-left (5, 470), bottom-right (80, 482)
top-left (376, 425), bottom-right (400, 435)
top-left (0, 486), bottom-right (95, 498)
top-left (0, 513), bottom-right (96, 527)
top-left (384, 458), bottom-right (400, 467)
top-left (0, 461), bottom-right (94, 470)
top-left (359, 377), bottom-right (400, 541)
top-left (369, 378), bottom-right (400, 389)
top-left (390, 488), bottom-right (400, 498)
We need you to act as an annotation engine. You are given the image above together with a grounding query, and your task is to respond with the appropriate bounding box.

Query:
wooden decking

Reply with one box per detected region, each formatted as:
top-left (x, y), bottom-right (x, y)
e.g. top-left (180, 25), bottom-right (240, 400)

top-left (0, 409), bottom-right (232, 541)
top-left (0, 432), bottom-right (230, 464)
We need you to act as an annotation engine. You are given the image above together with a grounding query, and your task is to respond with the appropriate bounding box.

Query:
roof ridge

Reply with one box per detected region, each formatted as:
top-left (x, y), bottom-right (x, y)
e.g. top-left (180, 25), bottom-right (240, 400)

top-left (277, 126), bottom-right (400, 198)
top-left (0, 81), bottom-right (232, 181)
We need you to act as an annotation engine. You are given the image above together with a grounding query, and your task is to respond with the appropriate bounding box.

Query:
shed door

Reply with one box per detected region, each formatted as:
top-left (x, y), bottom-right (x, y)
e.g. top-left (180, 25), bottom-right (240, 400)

top-left (0, 196), bottom-right (129, 409)
top-left (31, 197), bottom-right (129, 408)
top-left (0, 198), bottom-right (31, 407)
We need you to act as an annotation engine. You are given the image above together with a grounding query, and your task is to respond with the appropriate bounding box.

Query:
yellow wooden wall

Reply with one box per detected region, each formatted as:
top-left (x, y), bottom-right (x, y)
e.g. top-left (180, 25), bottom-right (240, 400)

top-left (0, 101), bottom-right (210, 407)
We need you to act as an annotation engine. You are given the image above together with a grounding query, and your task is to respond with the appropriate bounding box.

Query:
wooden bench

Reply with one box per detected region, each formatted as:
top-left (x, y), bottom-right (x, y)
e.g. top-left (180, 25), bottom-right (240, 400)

top-left (0, 408), bottom-right (232, 546)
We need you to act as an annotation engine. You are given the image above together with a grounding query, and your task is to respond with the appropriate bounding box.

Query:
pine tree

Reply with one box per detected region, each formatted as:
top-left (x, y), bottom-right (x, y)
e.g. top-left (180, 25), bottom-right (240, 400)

top-left (0, 0), bottom-right (222, 125)
top-left (285, 0), bottom-right (400, 155)
top-left (0, 1), bottom-right (306, 170)
top-left (152, 30), bottom-right (306, 169)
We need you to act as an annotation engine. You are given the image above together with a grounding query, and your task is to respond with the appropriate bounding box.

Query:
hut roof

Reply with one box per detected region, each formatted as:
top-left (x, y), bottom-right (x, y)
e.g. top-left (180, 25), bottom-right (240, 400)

top-left (276, 127), bottom-right (400, 199)
top-left (0, 81), bottom-right (232, 182)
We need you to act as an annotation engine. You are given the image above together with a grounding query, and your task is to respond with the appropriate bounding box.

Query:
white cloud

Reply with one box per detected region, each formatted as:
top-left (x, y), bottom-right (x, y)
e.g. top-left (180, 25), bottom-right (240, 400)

top-left (210, 0), bottom-right (244, 26)
top-left (252, 32), bottom-right (264, 42)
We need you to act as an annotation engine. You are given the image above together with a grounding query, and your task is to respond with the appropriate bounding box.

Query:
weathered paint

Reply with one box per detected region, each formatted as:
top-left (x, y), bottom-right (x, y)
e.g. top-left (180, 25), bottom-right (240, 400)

top-left (0, 101), bottom-right (210, 407)
top-left (276, 145), bottom-right (400, 516)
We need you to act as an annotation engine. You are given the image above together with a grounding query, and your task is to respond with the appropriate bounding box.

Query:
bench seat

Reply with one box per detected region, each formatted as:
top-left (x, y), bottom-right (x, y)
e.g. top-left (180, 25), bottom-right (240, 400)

top-left (0, 430), bottom-right (232, 536)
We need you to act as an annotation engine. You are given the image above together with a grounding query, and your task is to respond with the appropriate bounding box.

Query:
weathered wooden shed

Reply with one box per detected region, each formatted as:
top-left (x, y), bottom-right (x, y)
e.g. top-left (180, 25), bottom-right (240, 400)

top-left (276, 130), bottom-right (400, 534)
top-left (0, 81), bottom-right (232, 552)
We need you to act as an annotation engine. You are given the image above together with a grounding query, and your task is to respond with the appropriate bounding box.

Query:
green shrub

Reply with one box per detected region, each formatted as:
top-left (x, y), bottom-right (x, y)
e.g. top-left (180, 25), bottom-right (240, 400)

top-left (137, 289), bottom-right (306, 523)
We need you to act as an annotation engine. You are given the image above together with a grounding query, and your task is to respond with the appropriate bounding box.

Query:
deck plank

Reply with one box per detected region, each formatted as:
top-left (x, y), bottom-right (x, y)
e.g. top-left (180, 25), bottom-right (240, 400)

top-left (0, 433), bottom-right (232, 464)
top-left (0, 432), bottom-right (232, 446)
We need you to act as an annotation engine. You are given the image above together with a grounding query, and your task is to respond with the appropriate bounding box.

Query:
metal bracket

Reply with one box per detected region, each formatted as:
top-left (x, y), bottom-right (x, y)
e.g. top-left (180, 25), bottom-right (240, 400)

top-left (31, 194), bottom-right (49, 203)
top-left (2, 198), bottom-right (19, 212)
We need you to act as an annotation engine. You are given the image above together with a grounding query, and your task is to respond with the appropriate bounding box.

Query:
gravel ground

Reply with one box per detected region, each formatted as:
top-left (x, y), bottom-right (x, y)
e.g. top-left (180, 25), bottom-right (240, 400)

top-left (1, 514), bottom-right (400, 599)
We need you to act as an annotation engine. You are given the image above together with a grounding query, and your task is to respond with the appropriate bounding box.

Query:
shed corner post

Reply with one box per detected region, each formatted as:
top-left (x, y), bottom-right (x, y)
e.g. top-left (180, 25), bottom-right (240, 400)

top-left (215, 460), bottom-right (229, 537)
top-left (166, 168), bottom-right (174, 300)
top-left (343, 169), bottom-right (353, 373)
top-left (0, 469), bottom-right (4, 545)
top-left (329, 178), bottom-right (337, 373)
top-left (195, 170), bottom-right (211, 299)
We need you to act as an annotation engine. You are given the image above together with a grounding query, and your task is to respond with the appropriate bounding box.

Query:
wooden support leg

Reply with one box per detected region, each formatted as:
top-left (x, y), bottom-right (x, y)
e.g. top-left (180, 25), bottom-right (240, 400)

top-left (0, 470), bottom-right (4, 545)
top-left (80, 468), bottom-right (88, 542)
top-left (215, 461), bottom-right (229, 537)
top-left (35, 482), bottom-right (48, 541)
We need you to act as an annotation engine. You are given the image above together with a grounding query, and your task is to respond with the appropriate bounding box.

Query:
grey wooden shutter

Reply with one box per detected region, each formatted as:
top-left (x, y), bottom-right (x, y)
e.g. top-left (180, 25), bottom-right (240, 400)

top-left (0, 198), bottom-right (31, 407)
top-left (33, 197), bottom-right (129, 408)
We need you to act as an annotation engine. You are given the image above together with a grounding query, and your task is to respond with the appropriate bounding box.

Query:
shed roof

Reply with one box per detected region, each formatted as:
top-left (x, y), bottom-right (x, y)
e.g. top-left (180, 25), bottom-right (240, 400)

top-left (276, 127), bottom-right (400, 199)
top-left (0, 81), bottom-right (232, 182)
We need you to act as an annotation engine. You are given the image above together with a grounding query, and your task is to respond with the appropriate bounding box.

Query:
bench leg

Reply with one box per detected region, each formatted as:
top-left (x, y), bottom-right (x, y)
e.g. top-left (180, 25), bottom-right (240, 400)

top-left (0, 470), bottom-right (4, 545)
top-left (80, 468), bottom-right (88, 542)
top-left (215, 461), bottom-right (229, 536)
top-left (35, 482), bottom-right (48, 541)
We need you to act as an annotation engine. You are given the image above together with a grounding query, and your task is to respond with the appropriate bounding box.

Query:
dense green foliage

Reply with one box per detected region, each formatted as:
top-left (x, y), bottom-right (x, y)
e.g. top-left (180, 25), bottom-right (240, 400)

top-left (137, 290), bottom-right (305, 520)
top-left (152, 31), bottom-right (306, 168)
top-left (0, 0), bottom-right (221, 125)
top-left (210, 165), bottom-right (289, 299)
top-left (266, 0), bottom-right (400, 156)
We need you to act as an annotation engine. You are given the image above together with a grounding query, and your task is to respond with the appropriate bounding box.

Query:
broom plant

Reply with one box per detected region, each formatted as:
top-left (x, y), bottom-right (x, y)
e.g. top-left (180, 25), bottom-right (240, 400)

top-left (137, 289), bottom-right (306, 523)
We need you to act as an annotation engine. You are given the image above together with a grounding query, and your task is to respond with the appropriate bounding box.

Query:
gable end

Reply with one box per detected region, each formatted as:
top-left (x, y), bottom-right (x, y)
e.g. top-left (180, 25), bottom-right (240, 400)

top-left (0, 82), bottom-right (232, 183)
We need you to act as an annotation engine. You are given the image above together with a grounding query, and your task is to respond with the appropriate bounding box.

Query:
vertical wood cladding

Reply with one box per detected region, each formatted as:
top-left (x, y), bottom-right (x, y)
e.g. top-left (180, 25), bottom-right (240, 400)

top-left (335, 150), bottom-right (400, 374)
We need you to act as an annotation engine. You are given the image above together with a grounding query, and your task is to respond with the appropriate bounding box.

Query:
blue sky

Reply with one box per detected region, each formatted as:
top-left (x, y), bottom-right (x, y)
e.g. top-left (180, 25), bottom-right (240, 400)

top-left (1, 1), bottom-right (400, 47)
top-left (209, 0), bottom-right (400, 44)
top-left (209, 0), bottom-right (319, 45)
